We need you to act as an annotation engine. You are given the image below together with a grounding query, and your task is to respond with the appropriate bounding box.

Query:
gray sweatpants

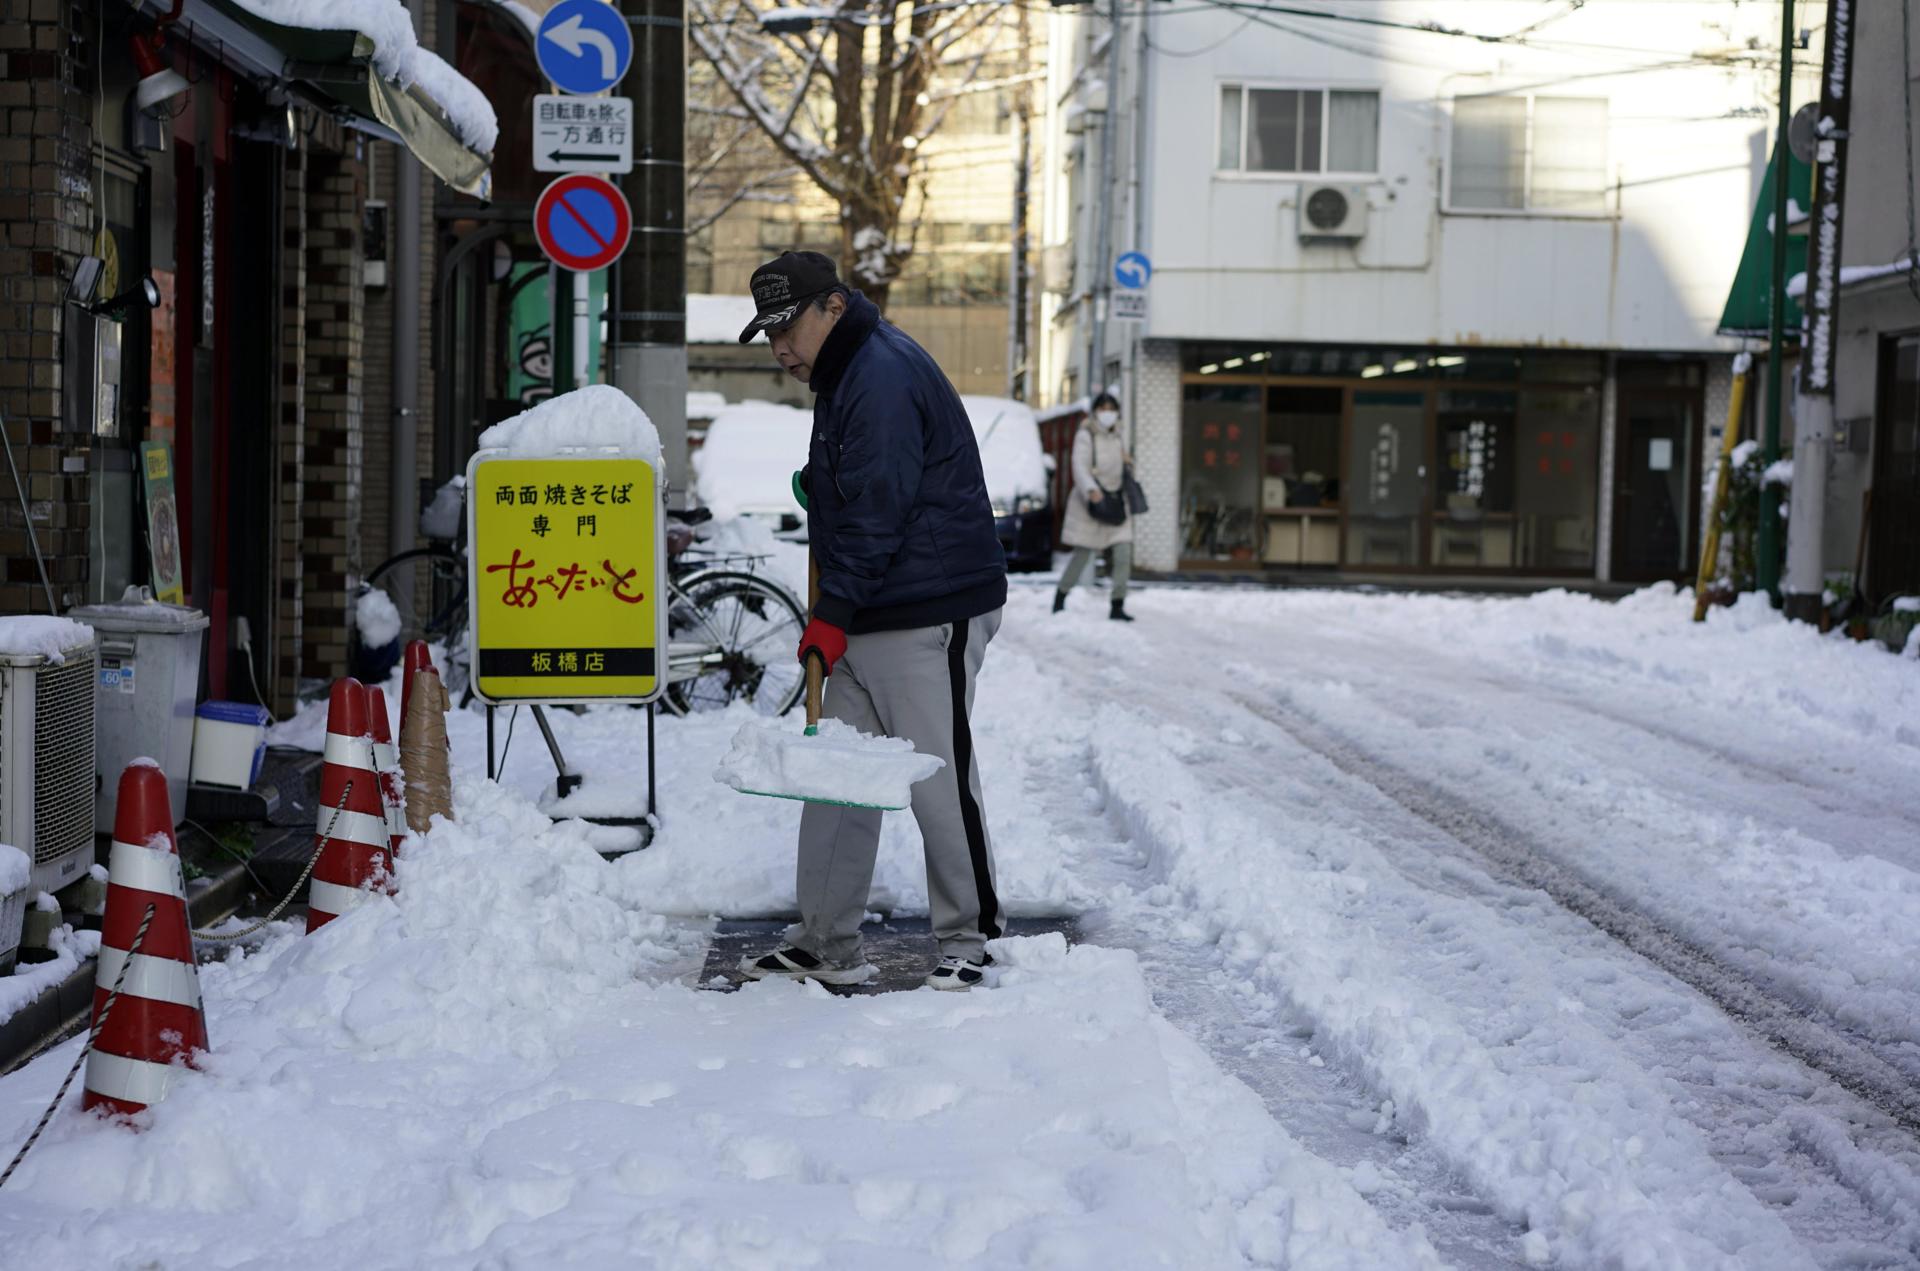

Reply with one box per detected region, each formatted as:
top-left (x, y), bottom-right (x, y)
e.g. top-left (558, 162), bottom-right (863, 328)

top-left (786, 608), bottom-right (1004, 966)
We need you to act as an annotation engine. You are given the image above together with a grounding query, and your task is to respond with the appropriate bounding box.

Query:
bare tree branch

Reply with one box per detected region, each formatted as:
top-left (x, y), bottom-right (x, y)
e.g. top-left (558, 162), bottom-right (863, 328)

top-left (688, 168), bottom-right (803, 233)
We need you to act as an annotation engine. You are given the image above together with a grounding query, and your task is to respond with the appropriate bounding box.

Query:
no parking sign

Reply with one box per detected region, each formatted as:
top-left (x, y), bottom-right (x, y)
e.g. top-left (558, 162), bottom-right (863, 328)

top-left (534, 174), bottom-right (631, 273)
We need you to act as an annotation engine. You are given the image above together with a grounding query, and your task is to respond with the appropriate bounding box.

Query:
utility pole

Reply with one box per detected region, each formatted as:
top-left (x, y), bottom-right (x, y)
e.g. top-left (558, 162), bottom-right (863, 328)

top-left (1759, 0), bottom-right (1798, 602)
top-left (615, 0), bottom-right (689, 499)
top-left (1084, 0), bottom-right (1122, 397)
top-left (388, 0), bottom-right (425, 621)
top-left (1784, 0), bottom-right (1854, 622)
top-left (1007, 0), bottom-right (1032, 400)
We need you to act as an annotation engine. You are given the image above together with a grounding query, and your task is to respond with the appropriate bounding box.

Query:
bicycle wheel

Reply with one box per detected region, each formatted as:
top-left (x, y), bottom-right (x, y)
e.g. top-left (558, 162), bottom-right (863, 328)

top-left (665, 570), bottom-right (806, 717)
top-left (366, 545), bottom-right (471, 696)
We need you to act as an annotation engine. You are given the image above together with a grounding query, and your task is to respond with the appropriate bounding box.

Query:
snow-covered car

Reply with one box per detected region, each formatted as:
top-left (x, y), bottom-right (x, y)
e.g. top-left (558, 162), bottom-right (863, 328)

top-left (962, 395), bottom-right (1053, 573)
top-left (692, 400), bottom-right (813, 532)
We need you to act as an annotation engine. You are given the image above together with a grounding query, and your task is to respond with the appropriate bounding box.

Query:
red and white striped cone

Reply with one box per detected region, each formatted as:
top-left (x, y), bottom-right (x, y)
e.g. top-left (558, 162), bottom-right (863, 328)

top-left (368, 687), bottom-right (406, 860)
top-left (307, 678), bottom-right (393, 932)
top-left (83, 760), bottom-right (209, 1118)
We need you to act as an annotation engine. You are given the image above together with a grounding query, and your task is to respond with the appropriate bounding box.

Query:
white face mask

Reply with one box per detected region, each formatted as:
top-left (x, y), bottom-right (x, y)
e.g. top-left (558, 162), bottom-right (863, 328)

top-left (1094, 409), bottom-right (1120, 429)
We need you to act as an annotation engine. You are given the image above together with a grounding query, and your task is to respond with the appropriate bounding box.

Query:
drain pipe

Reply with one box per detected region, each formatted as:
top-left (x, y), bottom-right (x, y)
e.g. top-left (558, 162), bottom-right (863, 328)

top-left (388, 0), bottom-right (424, 616)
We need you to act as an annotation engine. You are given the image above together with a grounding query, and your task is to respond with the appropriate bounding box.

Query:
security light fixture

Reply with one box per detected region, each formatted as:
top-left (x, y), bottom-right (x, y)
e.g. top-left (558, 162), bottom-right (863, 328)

top-left (130, 32), bottom-right (190, 115)
top-left (89, 275), bottom-right (163, 320)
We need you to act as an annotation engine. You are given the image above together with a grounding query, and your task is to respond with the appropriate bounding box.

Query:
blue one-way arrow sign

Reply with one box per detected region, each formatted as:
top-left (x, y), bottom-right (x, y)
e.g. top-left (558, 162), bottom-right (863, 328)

top-left (538, 0), bottom-right (633, 95)
top-left (1114, 251), bottom-right (1151, 289)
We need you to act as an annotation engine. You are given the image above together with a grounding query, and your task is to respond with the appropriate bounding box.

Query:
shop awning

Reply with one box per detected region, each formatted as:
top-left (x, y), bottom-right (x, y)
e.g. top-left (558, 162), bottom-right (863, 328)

top-left (142, 0), bottom-right (495, 198)
top-left (1716, 146), bottom-right (1811, 339)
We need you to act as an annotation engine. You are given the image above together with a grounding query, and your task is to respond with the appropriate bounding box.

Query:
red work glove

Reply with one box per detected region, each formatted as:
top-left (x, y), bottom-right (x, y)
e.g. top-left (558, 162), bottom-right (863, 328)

top-left (798, 617), bottom-right (847, 675)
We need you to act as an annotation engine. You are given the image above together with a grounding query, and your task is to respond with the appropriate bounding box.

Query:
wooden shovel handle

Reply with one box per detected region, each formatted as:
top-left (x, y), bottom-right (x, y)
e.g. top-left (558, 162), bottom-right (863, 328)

top-left (806, 552), bottom-right (824, 729)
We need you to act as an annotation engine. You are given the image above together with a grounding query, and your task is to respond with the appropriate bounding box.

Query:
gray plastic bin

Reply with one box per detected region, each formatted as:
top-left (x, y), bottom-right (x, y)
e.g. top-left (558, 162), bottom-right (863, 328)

top-left (67, 598), bottom-right (208, 833)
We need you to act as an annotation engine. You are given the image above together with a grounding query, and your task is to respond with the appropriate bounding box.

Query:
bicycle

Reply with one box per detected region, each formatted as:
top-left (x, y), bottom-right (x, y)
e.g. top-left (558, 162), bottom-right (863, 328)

top-left (363, 480), bottom-right (807, 717)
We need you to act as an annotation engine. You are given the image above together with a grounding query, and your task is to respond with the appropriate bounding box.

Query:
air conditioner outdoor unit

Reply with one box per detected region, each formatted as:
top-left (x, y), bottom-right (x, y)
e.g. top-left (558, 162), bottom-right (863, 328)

top-left (1297, 184), bottom-right (1368, 240)
top-left (0, 634), bottom-right (98, 898)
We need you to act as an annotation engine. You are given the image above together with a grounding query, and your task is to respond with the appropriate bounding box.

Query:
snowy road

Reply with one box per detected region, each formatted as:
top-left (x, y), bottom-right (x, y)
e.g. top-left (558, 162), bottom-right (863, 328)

top-left (4, 569), bottom-right (1919, 1269)
top-left (1018, 582), bottom-right (1920, 1269)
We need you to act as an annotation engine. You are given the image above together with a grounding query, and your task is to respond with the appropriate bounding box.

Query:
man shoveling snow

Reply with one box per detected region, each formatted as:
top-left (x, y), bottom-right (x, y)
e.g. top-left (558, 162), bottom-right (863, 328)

top-left (733, 250), bottom-right (1009, 991)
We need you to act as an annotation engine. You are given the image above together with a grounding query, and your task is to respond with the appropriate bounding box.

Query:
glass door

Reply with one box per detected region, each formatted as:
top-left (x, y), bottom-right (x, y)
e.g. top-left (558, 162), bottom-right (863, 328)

top-left (1344, 390), bottom-right (1428, 566)
top-left (1613, 392), bottom-right (1698, 580)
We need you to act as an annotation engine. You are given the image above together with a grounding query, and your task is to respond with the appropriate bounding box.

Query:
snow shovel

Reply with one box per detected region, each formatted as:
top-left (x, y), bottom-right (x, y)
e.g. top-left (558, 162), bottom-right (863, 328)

top-left (713, 554), bottom-right (943, 811)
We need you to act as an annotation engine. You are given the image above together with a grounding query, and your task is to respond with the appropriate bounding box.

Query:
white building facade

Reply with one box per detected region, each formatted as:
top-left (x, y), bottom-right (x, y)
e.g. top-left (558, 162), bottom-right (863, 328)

top-left (1041, 1), bottom-right (1814, 581)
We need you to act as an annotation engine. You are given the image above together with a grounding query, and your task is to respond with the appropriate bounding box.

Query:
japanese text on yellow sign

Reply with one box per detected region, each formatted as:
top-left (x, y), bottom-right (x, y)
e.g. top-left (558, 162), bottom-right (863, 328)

top-left (467, 456), bottom-right (663, 703)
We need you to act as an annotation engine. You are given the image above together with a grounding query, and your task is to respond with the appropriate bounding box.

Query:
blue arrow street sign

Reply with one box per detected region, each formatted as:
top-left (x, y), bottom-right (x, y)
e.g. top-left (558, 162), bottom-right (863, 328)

top-left (538, 0), bottom-right (634, 96)
top-left (1114, 251), bottom-right (1151, 289)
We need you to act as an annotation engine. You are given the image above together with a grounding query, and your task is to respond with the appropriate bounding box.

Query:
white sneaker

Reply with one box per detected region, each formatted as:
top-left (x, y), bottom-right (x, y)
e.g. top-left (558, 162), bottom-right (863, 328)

top-left (739, 945), bottom-right (875, 985)
top-left (925, 954), bottom-right (992, 991)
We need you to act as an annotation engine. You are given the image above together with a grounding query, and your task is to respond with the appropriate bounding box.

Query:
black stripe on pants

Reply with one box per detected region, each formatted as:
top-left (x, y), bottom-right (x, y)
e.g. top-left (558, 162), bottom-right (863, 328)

top-left (946, 618), bottom-right (1002, 941)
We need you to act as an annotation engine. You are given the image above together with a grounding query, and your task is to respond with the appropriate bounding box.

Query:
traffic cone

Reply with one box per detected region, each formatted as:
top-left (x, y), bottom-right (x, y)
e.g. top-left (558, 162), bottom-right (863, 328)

top-left (307, 678), bottom-right (393, 932)
top-left (399, 641), bottom-right (434, 746)
top-left (83, 760), bottom-right (209, 1118)
top-left (368, 687), bottom-right (406, 859)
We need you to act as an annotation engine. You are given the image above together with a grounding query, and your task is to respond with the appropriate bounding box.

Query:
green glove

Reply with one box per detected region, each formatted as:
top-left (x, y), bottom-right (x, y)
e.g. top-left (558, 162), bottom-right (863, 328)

top-left (791, 468), bottom-right (809, 511)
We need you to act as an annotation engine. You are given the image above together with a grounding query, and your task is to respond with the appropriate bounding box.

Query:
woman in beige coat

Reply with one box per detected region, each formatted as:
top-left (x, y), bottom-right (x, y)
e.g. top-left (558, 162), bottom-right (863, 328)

top-left (1053, 392), bottom-right (1134, 621)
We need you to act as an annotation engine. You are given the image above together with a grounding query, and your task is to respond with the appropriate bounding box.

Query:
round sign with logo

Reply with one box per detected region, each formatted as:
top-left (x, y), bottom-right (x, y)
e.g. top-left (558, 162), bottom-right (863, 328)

top-left (534, 174), bottom-right (631, 273)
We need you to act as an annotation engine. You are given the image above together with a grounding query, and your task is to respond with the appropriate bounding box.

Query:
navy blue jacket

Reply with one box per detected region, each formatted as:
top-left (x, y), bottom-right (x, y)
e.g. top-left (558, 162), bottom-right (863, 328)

top-left (803, 292), bottom-right (1007, 633)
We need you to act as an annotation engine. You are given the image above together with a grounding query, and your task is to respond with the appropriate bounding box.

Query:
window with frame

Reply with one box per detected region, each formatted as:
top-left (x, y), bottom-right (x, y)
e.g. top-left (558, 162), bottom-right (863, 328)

top-left (1217, 85), bottom-right (1380, 175)
top-left (1449, 94), bottom-right (1609, 214)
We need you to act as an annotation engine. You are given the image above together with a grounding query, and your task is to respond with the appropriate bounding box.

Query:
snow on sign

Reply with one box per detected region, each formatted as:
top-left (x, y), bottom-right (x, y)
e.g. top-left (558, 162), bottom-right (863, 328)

top-left (534, 173), bottom-right (631, 272)
top-left (464, 454), bottom-right (665, 704)
top-left (536, 0), bottom-right (633, 95)
top-left (533, 94), bottom-right (633, 174)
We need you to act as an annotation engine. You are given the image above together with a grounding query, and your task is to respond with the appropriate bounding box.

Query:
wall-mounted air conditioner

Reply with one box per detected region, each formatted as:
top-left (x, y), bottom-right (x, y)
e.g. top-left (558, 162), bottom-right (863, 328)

top-left (1, 634), bottom-right (98, 896)
top-left (1297, 184), bottom-right (1369, 241)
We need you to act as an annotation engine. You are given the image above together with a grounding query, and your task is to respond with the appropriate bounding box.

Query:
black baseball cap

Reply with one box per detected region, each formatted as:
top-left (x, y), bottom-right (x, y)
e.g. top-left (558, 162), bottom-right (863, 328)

top-left (739, 251), bottom-right (840, 343)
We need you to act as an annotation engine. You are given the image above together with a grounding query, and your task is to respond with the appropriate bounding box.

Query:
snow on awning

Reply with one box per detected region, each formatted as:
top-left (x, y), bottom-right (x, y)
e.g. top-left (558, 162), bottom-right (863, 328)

top-left (146, 0), bottom-right (497, 197)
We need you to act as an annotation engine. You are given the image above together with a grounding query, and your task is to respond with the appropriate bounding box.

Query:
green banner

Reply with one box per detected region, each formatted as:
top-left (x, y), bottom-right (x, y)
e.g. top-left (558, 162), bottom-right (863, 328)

top-left (506, 263), bottom-right (607, 410)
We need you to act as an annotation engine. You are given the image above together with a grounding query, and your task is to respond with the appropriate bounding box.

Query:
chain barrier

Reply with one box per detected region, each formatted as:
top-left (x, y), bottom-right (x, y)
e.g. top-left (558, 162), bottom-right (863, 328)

top-left (0, 902), bottom-right (156, 1189)
top-left (192, 779), bottom-right (357, 943)
top-left (0, 777), bottom-right (371, 1186)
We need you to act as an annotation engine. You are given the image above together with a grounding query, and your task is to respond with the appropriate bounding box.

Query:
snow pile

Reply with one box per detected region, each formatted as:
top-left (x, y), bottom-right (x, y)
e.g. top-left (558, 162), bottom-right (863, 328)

top-left (715, 717), bottom-right (943, 809)
top-left (355, 587), bottom-right (402, 649)
top-left (693, 401), bottom-right (811, 517)
top-left (686, 389), bottom-right (728, 421)
top-left (417, 475), bottom-right (465, 540)
top-left (477, 385), bottom-right (663, 467)
top-left (229, 0), bottom-right (498, 152)
top-left (0, 771), bottom-right (1435, 1269)
top-left (0, 925), bottom-right (98, 1025)
top-left (0, 843), bottom-right (27, 894)
top-left (1762, 457), bottom-right (1794, 487)
top-left (962, 396), bottom-right (1050, 506)
top-left (687, 293), bottom-right (760, 344)
top-left (0, 615), bottom-right (92, 663)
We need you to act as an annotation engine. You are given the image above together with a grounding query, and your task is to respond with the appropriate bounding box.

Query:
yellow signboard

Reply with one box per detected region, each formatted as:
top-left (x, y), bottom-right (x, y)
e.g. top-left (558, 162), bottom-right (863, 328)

top-left (465, 455), bottom-right (665, 704)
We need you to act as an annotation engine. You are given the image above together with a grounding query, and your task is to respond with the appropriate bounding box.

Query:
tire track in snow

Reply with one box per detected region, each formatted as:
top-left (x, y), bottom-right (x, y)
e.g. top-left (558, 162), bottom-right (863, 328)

top-left (1227, 689), bottom-right (1920, 1140)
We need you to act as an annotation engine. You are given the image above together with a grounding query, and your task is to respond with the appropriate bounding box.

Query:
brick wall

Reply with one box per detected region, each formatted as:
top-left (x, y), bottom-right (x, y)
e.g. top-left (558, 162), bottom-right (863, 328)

top-left (0, 0), bottom-right (96, 615)
top-left (299, 148), bottom-right (366, 683)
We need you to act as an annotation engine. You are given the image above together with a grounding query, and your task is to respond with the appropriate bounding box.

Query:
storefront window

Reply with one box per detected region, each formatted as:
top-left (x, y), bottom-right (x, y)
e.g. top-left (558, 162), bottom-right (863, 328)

top-left (1345, 391), bottom-right (1424, 566)
top-left (1432, 390), bottom-right (1517, 567)
top-left (1262, 385), bottom-right (1340, 566)
top-left (1514, 388), bottom-right (1600, 570)
top-left (1180, 384), bottom-right (1262, 562)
